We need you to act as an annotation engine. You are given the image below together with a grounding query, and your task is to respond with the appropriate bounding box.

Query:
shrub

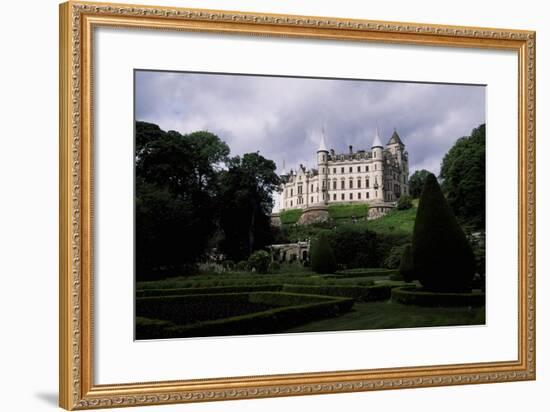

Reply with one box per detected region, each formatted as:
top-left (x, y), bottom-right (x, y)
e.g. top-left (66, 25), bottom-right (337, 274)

top-left (383, 244), bottom-right (407, 269)
top-left (247, 250), bottom-right (271, 274)
top-left (222, 260), bottom-right (235, 270)
top-left (311, 233), bottom-right (337, 274)
top-left (268, 261), bottom-right (281, 273)
top-left (396, 195), bottom-right (413, 210)
top-left (391, 286), bottom-right (485, 307)
top-left (328, 225), bottom-right (379, 268)
top-left (399, 244), bottom-right (415, 283)
top-left (235, 260), bottom-right (250, 272)
top-left (412, 174), bottom-right (476, 292)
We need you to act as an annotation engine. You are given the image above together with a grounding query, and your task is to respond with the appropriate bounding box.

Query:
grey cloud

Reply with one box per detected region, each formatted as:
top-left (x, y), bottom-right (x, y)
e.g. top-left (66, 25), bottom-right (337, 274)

top-left (135, 70), bottom-right (485, 176)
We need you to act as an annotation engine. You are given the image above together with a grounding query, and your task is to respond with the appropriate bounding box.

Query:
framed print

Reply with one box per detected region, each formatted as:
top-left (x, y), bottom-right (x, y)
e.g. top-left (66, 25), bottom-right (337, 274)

top-left (59, 1), bottom-right (536, 409)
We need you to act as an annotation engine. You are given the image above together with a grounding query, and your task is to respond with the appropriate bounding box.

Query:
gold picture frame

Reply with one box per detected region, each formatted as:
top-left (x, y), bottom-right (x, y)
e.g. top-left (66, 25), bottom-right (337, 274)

top-left (59, 1), bottom-right (536, 409)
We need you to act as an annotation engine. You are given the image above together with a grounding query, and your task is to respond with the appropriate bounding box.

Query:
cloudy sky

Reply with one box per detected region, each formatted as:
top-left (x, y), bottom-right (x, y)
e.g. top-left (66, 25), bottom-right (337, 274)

top-left (135, 70), bottom-right (485, 177)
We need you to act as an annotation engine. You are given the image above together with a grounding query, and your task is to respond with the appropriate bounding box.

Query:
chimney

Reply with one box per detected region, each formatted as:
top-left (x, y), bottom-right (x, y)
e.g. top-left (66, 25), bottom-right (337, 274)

top-left (349, 145), bottom-right (353, 154)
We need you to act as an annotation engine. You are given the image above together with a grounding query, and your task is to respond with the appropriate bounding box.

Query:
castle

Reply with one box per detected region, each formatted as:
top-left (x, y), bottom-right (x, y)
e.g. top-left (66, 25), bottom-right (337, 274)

top-left (279, 128), bottom-right (409, 214)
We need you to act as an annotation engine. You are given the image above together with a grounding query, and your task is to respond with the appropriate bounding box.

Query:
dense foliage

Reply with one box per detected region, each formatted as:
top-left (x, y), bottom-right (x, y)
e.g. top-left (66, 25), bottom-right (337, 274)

top-left (439, 124), bottom-right (485, 228)
top-left (398, 244), bottom-right (415, 282)
top-left (408, 169), bottom-right (432, 198)
top-left (310, 233), bottom-right (337, 274)
top-left (412, 173), bottom-right (476, 292)
top-left (247, 250), bottom-right (271, 274)
top-left (135, 121), bottom-right (280, 280)
top-left (396, 194), bottom-right (413, 210)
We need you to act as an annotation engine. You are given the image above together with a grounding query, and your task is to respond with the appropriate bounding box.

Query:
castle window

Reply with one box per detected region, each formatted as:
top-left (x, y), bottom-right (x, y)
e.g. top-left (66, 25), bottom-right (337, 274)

top-left (322, 181), bottom-right (326, 189)
top-left (366, 179), bottom-right (370, 188)
top-left (298, 185), bottom-right (302, 195)
top-left (341, 167), bottom-right (344, 174)
top-left (341, 180), bottom-right (345, 190)
top-left (366, 166), bottom-right (369, 172)
top-left (349, 193), bottom-right (353, 200)
top-left (311, 196), bottom-right (313, 203)
top-left (290, 200), bottom-right (293, 207)
top-left (357, 166), bottom-right (361, 172)
top-left (358, 192), bottom-right (362, 199)
top-left (311, 184), bottom-right (314, 192)
top-left (290, 188), bottom-right (293, 196)
top-left (322, 155), bottom-right (326, 162)
top-left (333, 194), bottom-right (336, 200)
top-left (349, 179), bottom-right (353, 189)
top-left (349, 167), bottom-right (353, 173)
top-left (341, 193), bottom-right (345, 200)
top-left (333, 168), bottom-right (336, 174)
top-left (333, 180), bottom-right (337, 190)
top-left (375, 164), bottom-right (377, 170)
top-left (366, 192), bottom-right (370, 199)
top-left (357, 179), bottom-right (362, 188)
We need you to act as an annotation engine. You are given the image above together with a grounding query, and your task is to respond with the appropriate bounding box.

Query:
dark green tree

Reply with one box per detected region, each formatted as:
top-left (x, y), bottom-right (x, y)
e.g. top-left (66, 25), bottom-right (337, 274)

top-left (412, 173), bottom-right (476, 292)
top-left (218, 152), bottom-right (281, 261)
top-left (135, 121), bottom-right (229, 280)
top-left (439, 124), bottom-right (485, 228)
top-left (399, 244), bottom-right (415, 283)
top-left (310, 233), bottom-right (337, 274)
top-left (408, 169), bottom-right (432, 198)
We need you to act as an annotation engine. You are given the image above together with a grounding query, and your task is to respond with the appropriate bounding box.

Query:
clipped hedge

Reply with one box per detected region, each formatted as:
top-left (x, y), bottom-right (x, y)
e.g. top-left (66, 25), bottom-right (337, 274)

top-left (333, 268), bottom-right (398, 278)
top-left (136, 284), bottom-right (282, 298)
top-left (281, 284), bottom-right (394, 302)
top-left (136, 292), bottom-right (354, 339)
top-left (391, 286), bottom-right (485, 307)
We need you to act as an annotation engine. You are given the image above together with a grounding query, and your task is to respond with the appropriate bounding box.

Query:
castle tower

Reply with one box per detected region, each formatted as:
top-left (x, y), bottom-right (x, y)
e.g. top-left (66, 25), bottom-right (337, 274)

top-left (371, 127), bottom-right (384, 201)
top-left (386, 128), bottom-right (409, 197)
top-left (317, 130), bottom-right (329, 204)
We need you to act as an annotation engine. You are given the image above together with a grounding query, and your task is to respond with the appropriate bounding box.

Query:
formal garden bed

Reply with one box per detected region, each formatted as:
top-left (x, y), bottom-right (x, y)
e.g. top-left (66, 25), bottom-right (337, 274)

top-left (391, 285), bottom-right (485, 307)
top-left (136, 291), bottom-right (354, 339)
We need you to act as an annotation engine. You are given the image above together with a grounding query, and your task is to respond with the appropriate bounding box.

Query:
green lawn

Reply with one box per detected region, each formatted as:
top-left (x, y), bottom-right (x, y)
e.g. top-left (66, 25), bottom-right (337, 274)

top-left (365, 207), bottom-right (417, 235)
top-left (279, 208), bottom-right (303, 224)
top-left (328, 204), bottom-right (369, 220)
top-left (284, 301), bottom-right (485, 333)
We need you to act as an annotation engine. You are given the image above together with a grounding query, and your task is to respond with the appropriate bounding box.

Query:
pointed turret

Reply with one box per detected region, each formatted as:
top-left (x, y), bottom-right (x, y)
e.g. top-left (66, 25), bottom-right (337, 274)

top-left (387, 128), bottom-right (404, 146)
top-left (371, 126), bottom-right (383, 148)
top-left (318, 128), bottom-right (328, 153)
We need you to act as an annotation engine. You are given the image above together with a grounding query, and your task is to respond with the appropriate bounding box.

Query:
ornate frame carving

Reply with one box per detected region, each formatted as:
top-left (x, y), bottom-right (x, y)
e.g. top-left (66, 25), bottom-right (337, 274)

top-left (59, 1), bottom-right (536, 409)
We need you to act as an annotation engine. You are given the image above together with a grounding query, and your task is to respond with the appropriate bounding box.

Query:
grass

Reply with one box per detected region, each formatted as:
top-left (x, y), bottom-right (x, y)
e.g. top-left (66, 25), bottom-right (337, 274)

top-left (279, 208), bottom-right (303, 224)
top-left (284, 301), bottom-right (485, 333)
top-left (364, 207), bottom-right (417, 235)
top-left (328, 204), bottom-right (369, 220)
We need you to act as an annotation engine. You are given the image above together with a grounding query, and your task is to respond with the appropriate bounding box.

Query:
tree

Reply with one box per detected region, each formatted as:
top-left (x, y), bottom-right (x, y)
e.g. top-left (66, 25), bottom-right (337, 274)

top-left (248, 250), bottom-right (271, 274)
top-left (135, 121), bottom-right (229, 280)
top-left (412, 173), bottom-right (476, 292)
top-left (396, 194), bottom-right (413, 210)
top-left (399, 244), bottom-right (415, 283)
top-left (408, 169), bottom-right (432, 198)
top-left (439, 124), bottom-right (485, 228)
top-left (218, 152), bottom-right (281, 261)
top-left (310, 233), bottom-right (337, 274)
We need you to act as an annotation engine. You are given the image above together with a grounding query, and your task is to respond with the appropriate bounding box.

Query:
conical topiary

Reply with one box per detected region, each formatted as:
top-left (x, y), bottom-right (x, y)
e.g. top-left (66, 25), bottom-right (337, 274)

top-left (412, 173), bottom-right (475, 292)
top-left (310, 233), bottom-right (337, 274)
top-left (399, 244), bottom-right (415, 283)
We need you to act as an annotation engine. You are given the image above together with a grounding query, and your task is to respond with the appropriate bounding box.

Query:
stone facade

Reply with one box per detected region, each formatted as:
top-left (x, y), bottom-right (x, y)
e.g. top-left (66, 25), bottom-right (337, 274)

top-left (280, 128), bottom-right (409, 211)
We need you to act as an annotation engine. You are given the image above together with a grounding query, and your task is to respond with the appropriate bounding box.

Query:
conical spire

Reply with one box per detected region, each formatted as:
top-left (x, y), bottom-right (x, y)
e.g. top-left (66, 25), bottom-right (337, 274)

top-left (388, 127), bottom-right (404, 145)
top-left (372, 126), bottom-right (383, 148)
top-left (318, 127), bottom-right (328, 152)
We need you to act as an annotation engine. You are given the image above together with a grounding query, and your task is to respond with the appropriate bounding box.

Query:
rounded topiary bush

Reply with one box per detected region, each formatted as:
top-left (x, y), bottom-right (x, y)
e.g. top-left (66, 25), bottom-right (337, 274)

top-left (311, 233), bottom-right (337, 274)
top-left (412, 174), bottom-right (476, 292)
top-left (247, 250), bottom-right (271, 274)
top-left (399, 244), bottom-right (415, 283)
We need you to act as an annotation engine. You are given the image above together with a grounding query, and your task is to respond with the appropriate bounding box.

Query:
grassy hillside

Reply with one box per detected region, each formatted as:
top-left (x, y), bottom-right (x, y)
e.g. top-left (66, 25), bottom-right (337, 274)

top-left (328, 204), bottom-right (369, 220)
top-left (365, 207), bottom-right (417, 235)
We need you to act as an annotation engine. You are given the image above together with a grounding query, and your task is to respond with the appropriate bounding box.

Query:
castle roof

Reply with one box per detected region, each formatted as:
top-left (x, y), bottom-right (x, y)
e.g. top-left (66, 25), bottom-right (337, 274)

top-left (318, 133), bottom-right (328, 152)
top-left (387, 129), bottom-right (404, 145)
top-left (371, 127), bottom-right (383, 148)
